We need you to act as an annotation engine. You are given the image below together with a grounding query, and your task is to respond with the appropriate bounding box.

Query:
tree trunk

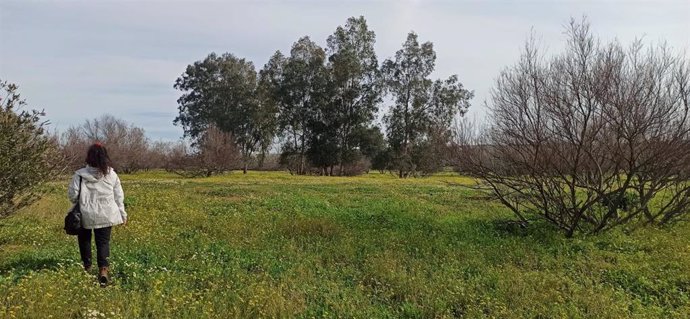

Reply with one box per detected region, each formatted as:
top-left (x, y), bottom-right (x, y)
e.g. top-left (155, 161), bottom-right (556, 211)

top-left (257, 152), bottom-right (265, 169)
top-left (298, 152), bottom-right (302, 175)
top-left (299, 135), bottom-right (306, 175)
top-left (565, 228), bottom-right (575, 238)
top-left (243, 162), bottom-right (248, 174)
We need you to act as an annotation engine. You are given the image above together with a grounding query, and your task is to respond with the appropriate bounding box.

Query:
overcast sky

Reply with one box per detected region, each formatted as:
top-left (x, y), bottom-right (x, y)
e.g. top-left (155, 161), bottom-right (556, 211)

top-left (1, 0), bottom-right (688, 141)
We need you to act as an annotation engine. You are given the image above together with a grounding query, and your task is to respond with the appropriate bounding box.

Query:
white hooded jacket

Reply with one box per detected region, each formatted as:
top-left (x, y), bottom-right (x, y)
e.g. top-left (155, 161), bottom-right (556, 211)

top-left (68, 166), bottom-right (127, 229)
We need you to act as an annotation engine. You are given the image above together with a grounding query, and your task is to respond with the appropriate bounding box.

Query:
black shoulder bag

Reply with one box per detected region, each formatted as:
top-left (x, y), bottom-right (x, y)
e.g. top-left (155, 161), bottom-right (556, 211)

top-left (64, 176), bottom-right (83, 235)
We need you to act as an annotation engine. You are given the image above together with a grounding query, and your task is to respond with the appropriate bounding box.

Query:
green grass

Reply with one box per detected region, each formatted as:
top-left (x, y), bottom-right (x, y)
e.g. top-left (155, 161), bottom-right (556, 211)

top-left (1, 171), bottom-right (689, 318)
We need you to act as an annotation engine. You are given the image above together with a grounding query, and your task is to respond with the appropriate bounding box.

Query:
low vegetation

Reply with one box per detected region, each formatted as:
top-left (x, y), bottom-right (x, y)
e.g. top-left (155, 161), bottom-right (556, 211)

top-left (1, 171), bottom-right (689, 318)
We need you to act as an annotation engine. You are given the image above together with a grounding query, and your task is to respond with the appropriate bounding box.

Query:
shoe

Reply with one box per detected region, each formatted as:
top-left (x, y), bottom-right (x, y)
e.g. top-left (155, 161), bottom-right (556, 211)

top-left (84, 264), bottom-right (91, 273)
top-left (98, 267), bottom-right (109, 287)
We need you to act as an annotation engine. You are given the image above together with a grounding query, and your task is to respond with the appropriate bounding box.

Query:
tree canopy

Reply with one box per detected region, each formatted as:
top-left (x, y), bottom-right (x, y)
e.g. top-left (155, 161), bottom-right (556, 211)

top-left (382, 32), bottom-right (473, 177)
top-left (174, 16), bottom-right (472, 176)
top-left (174, 53), bottom-right (277, 173)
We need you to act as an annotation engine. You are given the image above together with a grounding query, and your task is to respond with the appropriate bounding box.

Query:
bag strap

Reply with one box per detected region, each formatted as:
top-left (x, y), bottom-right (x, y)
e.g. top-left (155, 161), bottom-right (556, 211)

top-left (77, 176), bottom-right (83, 202)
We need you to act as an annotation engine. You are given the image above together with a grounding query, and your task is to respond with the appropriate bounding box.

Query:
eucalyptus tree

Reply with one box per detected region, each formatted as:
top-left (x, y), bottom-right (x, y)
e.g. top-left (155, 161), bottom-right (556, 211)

top-left (382, 32), bottom-right (472, 177)
top-left (326, 16), bottom-right (382, 175)
top-left (174, 53), bottom-right (277, 173)
top-left (256, 52), bottom-right (285, 167)
top-left (266, 37), bottom-right (329, 175)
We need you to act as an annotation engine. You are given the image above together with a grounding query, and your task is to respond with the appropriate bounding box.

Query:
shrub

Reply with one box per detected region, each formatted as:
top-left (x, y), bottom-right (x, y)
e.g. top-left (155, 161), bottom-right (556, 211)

top-left (165, 126), bottom-right (241, 177)
top-left (340, 156), bottom-right (371, 176)
top-left (0, 80), bottom-right (62, 218)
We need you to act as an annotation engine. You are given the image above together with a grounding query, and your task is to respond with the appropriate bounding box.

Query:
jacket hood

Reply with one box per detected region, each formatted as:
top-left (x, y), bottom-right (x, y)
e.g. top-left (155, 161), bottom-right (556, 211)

top-left (76, 166), bottom-right (111, 182)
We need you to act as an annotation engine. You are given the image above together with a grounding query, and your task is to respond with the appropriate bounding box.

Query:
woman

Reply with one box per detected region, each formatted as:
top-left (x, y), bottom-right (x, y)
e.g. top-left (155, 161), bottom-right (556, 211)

top-left (68, 143), bottom-right (127, 286)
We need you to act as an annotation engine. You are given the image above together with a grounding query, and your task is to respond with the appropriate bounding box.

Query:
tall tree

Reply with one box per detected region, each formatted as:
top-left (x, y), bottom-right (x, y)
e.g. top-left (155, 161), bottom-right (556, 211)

top-left (255, 54), bottom-right (284, 168)
top-left (174, 53), bottom-right (277, 173)
top-left (326, 16), bottom-right (382, 175)
top-left (306, 97), bottom-right (340, 175)
top-left (382, 32), bottom-right (472, 177)
top-left (271, 37), bottom-right (328, 175)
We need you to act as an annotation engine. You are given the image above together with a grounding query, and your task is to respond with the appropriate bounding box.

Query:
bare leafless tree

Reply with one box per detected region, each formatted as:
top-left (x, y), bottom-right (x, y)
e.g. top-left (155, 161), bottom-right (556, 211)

top-left (142, 140), bottom-right (174, 171)
top-left (81, 115), bottom-right (149, 173)
top-left (459, 18), bottom-right (690, 237)
top-left (59, 126), bottom-right (91, 171)
top-left (59, 115), bottom-right (150, 173)
top-left (166, 126), bottom-right (241, 177)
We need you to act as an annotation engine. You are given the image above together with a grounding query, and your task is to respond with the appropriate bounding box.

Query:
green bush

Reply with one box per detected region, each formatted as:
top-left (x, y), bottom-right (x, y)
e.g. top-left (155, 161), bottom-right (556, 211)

top-left (0, 80), bottom-right (61, 218)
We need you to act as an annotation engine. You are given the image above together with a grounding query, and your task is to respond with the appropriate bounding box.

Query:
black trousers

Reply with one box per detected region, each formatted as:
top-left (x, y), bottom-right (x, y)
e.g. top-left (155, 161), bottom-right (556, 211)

top-left (77, 227), bottom-right (112, 268)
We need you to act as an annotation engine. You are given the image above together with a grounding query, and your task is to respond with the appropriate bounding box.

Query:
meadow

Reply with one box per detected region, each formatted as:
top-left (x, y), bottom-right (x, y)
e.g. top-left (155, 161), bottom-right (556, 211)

top-left (0, 171), bottom-right (689, 318)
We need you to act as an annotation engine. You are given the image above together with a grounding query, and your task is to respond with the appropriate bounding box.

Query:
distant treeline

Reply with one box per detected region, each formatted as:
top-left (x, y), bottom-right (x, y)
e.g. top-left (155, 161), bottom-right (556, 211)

top-left (173, 16), bottom-right (472, 177)
top-left (53, 115), bottom-right (274, 177)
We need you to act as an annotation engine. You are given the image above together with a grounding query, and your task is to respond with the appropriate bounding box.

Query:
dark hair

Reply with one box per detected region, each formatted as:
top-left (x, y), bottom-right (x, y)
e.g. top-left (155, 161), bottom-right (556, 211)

top-left (86, 143), bottom-right (111, 176)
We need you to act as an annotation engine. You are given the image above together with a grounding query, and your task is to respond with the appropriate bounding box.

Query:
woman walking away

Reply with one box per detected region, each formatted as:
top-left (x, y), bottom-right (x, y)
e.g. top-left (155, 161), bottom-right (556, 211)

top-left (68, 143), bottom-right (127, 286)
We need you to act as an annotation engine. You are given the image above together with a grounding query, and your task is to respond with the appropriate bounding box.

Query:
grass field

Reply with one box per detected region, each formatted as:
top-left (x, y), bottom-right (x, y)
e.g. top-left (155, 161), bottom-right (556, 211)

top-left (1, 171), bottom-right (689, 318)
